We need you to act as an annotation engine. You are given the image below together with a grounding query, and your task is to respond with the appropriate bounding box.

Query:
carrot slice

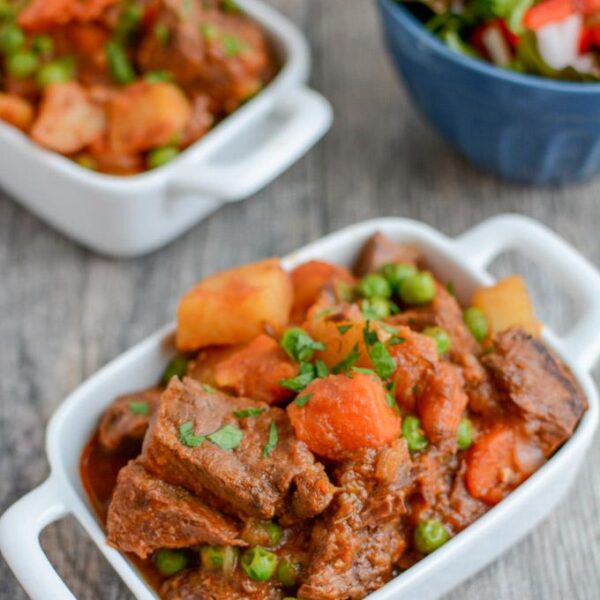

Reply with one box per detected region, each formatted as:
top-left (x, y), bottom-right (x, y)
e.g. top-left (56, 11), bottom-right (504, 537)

top-left (465, 424), bottom-right (520, 505)
top-left (287, 373), bottom-right (401, 460)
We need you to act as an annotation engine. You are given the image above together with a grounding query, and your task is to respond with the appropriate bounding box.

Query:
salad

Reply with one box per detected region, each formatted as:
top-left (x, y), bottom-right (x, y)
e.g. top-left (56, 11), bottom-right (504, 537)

top-left (402, 0), bottom-right (600, 81)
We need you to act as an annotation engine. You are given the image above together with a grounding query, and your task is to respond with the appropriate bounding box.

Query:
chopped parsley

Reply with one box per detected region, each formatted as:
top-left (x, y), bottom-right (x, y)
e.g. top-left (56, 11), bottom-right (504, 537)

top-left (332, 343), bottom-right (360, 375)
top-left (337, 324), bottom-right (353, 335)
top-left (200, 23), bottom-right (219, 41)
top-left (179, 421), bottom-right (205, 448)
top-left (233, 407), bottom-right (265, 418)
top-left (362, 321), bottom-right (378, 347)
top-left (313, 307), bottom-right (335, 320)
top-left (280, 328), bottom-right (325, 362)
top-left (154, 23), bottom-right (171, 44)
top-left (388, 336), bottom-right (406, 346)
top-left (293, 393), bottom-right (312, 407)
top-left (280, 362), bottom-right (316, 392)
top-left (144, 70), bottom-right (172, 83)
top-left (222, 34), bottom-right (247, 57)
top-left (263, 421), bottom-right (278, 457)
top-left (201, 383), bottom-right (217, 394)
top-left (207, 424), bottom-right (244, 450)
top-left (128, 401), bottom-right (150, 415)
top-left (368, 341), bottom-right (396, 380)
top-left (315, 359), bottom-right (329, 378)
top-left (351, 367), bottom-right (377, 376)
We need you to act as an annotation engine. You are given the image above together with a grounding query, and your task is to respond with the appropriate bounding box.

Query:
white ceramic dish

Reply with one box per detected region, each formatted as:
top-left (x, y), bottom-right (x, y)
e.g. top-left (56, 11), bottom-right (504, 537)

top-left (0, 0), bottom-right (332, 258)
top-left (1, 214), bottom-right (599, 600)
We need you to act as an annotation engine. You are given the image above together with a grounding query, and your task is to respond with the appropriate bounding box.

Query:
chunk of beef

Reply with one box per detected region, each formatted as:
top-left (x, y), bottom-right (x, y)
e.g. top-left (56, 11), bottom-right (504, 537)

top-left (162, 569), bottom-right (283, 600)
top-left (141, 378), bottom-right (334, 521)
top-left (418, 362), bottom-right (468, 448)
top-left (136, 0), bottom-right (275, 113)
top-left (299, 442), bottom-right (411, 600)
top-left (106, 461), bottom-right (244, 559)
top-left (482, 328), bottom-right (587, 454)
top-left (354, 232), bottom-right (419, 277)
top-left (99, 387), bottom-right (162, 452)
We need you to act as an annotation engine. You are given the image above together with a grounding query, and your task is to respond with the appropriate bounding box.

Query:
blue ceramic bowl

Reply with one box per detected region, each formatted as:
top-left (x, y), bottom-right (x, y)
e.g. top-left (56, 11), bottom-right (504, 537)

top-left (377, 0), bottom-right (600, 184)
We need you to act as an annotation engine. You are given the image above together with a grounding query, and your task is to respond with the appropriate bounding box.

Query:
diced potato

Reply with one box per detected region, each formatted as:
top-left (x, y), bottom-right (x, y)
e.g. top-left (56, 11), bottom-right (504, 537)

top-left (31, 82), bottom-right (106, 154)
top-left (107, 82), bottom-right (191, 155)
top-left (0, 93), bottom-right (34, 131)
top-left (176, 258), bottom-right (292, 351)
top-left (472, 275), bottom-right (540, 337)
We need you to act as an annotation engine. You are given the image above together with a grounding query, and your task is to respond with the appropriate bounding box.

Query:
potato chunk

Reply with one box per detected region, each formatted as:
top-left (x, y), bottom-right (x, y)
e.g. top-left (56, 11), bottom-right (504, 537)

top-left (0, 93), bottom-right (34, 131)
top-left (176, 258), bottom-right (292, 351)
top-left (107, 82), bottom-right (191, 155)
top-left (472, 275), bottom-right (540, 337)
top-left (31, 82), bottom-right (106, 154)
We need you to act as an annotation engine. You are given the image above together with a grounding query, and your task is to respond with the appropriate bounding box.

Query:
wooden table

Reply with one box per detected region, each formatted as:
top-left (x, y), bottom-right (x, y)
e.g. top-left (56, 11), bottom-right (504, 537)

top-left (1, 1), bottom-right (598, 599)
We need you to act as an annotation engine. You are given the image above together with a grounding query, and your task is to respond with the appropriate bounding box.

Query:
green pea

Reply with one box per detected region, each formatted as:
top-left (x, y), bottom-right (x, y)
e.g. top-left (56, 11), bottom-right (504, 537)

top-left (161, 354), bottom-right (189, 385)
top-left (6, 51), bottom-right (38, 78)
top-left (402, 415), bottom-right (428, 452)
top-left (276, 556), bottom-right (301, 587)
top-left (380, 262), bottom-right (417, 294)
top-left (399, 272), bottom-right (436, 306)
top-left (200, 545), bottom-right (239, 575)
top-left (36, 60), bottom-right (73, 87)
top-left (242, 520), bottom-right (283, 548)
top-left (463, 307), bottom-right (489, 342)
top-left (148, 145), bottom-right (180, 169)
top-left (105, 40), bottom-right (135, 84)
top-left (357, 273), bottom-right (392, 299)
top-left (360, 297), bottom-right (391, 321)
top-left (0, 23), bottom-right (24, 55)
top-left (33, 35), bottom-right (54, 56)
top-left (414, 520), bottom-right (450, 554)
top-left (154, 549), bottom-right (188, 576)
top-left (457, 416), bottom-right (474, 450)
top-left (422, 326), bottom-right (451, 356)
top-left (241, 547), bottom-right (278, 582)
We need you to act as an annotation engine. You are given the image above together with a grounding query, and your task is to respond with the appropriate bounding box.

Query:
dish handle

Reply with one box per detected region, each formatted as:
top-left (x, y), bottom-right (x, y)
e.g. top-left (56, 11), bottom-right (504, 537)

top-left (0, 475), bottom-right (75, 600)
top-left (454, 213), bottom-right (600, 374)
top-left (170, 86), bottom-right (333, 201)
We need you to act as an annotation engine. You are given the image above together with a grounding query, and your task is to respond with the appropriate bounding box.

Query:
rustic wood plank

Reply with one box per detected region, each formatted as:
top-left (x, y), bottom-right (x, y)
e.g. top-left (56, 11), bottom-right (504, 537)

top-left (0, 0), bottom-right (598, 599)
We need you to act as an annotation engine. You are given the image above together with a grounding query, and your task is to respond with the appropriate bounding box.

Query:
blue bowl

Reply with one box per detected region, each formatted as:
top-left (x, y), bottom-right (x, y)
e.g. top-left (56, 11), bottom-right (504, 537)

top-left (377, 0), bottom-right (600, 184)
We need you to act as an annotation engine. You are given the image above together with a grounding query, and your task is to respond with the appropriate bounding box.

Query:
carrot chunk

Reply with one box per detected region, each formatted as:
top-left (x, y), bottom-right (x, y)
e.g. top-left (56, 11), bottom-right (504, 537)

top-left (287, 373), bottom-right (401, 460)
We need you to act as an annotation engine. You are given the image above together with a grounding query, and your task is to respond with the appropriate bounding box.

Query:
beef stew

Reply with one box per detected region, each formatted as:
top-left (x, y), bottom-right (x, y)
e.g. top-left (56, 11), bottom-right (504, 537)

top-left (81, 233), bottom-right (587, 599)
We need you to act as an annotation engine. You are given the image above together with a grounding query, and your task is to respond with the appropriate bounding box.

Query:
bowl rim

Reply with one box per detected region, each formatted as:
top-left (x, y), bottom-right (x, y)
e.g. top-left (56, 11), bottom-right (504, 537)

top-left (379, 0), bottom-right (600, 94)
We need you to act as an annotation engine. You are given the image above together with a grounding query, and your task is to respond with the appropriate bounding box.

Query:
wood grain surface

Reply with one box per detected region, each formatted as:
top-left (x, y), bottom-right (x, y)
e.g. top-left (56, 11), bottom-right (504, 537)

top-left (1, 1), bottom-right (599, 599)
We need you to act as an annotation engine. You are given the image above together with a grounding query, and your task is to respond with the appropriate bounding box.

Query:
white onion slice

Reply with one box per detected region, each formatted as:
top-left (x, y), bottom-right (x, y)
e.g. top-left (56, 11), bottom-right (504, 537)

top-left (536, 13), bottom-right (582, 70)
top-left (482, 25), bottom-right (512, 67)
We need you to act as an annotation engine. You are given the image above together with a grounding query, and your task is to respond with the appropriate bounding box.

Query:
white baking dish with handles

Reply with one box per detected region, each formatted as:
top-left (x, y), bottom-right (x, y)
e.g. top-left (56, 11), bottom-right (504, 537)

top-left (1, 214), bottom-right (598, 600)
top-left (0, 0), bottom-right (332, 258)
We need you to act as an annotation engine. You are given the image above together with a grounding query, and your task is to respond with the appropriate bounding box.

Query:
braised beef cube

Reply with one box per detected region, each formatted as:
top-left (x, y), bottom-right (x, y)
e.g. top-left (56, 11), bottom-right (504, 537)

top-left (99, 388), bottom-right (162, 452)
top-left (299, 442), bottom-right (410, 599)
top-left (106, 461), bottom-right (244, 559)
top-left (483, 328), bottom-right (587, 454)
top-left (162, 569), bottom-right (283, 600)
top-left (353, 232), bottom-right (419, 277)
top-left (136, 1), bottom-right (275, 114)
top-left (141, 378), bottom-right (334, 520)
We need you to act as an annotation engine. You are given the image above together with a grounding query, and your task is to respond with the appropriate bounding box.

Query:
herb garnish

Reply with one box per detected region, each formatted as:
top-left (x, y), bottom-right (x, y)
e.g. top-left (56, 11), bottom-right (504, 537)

top-left (388, 336), bottom-right (406, 346)
top-left (281, 328), bottom-right (325, 362)
top-left (368, 341), bottom-right (396, 379)
top-left (352, 367), bottom-right (377, 376)
top-left (362, 321), bottom-right (378, 347)
top-left (332, 343), bottom-right (360, 375)
top-left (280, 362), bottom-right (316, 392)
top-left (294, 393), bottom-right (312, 407)
top-left (315, 359), bottom-right (329, 378)
top-left (233, 407), bottom-right (265, 418)
top-left (128, 401), bottom-right (149, 415)
top-left (263, 421), bottom-right (278, 457)
top-left (337, 324), bottom-right (353, 335)
top-left (179, 421), bottom-right (206, 447)
top-left (207, 424), bottom-right (244, 450)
